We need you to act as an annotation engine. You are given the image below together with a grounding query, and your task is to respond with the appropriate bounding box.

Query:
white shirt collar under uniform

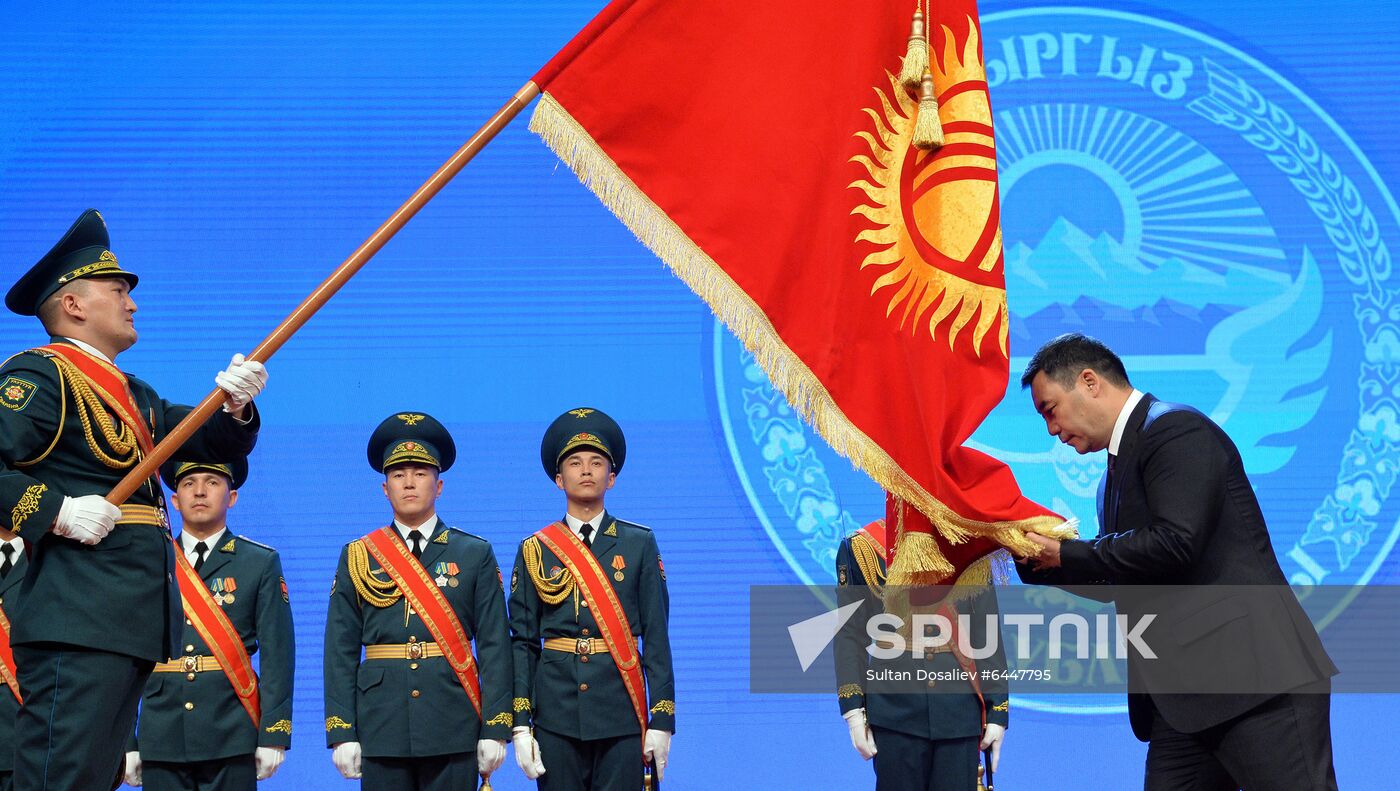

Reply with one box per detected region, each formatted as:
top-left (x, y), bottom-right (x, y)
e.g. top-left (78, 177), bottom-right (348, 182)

top-left (1108, 389), bottom-right (1146, 457)
top-left (394, 517), bottom-right (437, 545)
top-left (564, 511), bottom-right (606, 541)
top-left (62, 336), bottom-right (113, 364)
top-left (179, 528), bottom-right (228, 566)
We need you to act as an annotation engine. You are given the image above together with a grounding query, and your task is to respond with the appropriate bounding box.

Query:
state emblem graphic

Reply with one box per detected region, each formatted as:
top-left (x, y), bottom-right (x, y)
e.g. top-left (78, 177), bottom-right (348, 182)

top-left (710, 7), bottom-right (1400, 714)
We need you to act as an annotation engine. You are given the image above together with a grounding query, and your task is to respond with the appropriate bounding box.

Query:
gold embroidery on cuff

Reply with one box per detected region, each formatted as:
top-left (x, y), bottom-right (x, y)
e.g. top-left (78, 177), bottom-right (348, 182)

top-left (649, 700), bottom-right (676, 715)
top-left (513, 697), bottom-right (532, 712)
top-left (837, 684), bottom-right (864, 699)
top-left (485, 712), bottom-right (513, 727)
top-left (264, 719), bottom-right (292, 735)
top-left (325, 716), bottom-right (353, 731)
top-left (10, 483), bottom-right (46, 534)
top-left (992, 700), bottom-right (1009, 712)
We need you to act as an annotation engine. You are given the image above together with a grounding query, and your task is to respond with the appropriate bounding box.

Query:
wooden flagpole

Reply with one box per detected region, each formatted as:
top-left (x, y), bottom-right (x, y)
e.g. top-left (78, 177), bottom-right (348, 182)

top-left (106, 81), bottom-right (542, 505)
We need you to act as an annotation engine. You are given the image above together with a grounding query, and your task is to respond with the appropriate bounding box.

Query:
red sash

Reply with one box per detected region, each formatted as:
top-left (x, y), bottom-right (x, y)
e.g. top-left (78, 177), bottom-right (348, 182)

top-left (536, 522), bottom-right (648, 733)
top-left (37, 344), bottom-right (155, 456)
top-left (0, 607), bottom-right (21, 703)
top-left (172, 538), bottom-right (260, 725)
top-left (856, 519), bottom-right (888, 564)
top-left (361, 528), bottom-right (483, 717)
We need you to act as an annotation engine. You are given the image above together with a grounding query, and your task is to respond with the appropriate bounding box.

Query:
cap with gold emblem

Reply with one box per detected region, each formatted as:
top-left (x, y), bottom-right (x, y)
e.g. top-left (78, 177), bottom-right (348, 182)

top-left (540, 407), bottom-right (626, 478)
top-left (160, 456), bottom-right (250, 491)
top-left (367, 412), bottom-right (456, 473)
top-left (5, 209), bottom-right (140, 316)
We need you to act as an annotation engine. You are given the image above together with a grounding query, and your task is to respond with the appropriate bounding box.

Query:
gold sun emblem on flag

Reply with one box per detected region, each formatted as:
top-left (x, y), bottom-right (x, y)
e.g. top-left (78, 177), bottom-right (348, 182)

top-left (850, 17), bottom-right (1008, 356)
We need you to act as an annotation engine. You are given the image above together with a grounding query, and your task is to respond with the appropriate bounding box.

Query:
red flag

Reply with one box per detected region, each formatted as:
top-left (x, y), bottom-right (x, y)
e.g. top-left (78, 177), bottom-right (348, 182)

top-left (531, 0), bottom-right (1072, 583)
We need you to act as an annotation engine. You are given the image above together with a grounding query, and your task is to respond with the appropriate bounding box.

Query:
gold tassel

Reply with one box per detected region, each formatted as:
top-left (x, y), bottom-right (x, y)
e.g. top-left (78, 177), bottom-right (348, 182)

top-left (479, 776), bottom-right (493, 791)
top-left (886, 530), bottom-right (954, 586)
top-left (912, 71), bottom-right (944, 150)
top-left (897, 9), bottom-right (928, 89)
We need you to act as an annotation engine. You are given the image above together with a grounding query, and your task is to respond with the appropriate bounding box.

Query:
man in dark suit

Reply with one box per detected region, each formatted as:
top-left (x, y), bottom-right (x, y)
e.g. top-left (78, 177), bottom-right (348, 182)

top-left (1018, 332), bottom-right (1338, 791)
top-left (323, 413), bottom-right (513, 790)
top-left (0, 209), bottom-right (267, 790)
top-left (834, 520), bottom-right (1007, 791)
top-left (509, 408), bottom-right (675, 790)
top-left (0, 524), bottom-right (29, 791)
top-left (125, 456), bottom-right (294, 790)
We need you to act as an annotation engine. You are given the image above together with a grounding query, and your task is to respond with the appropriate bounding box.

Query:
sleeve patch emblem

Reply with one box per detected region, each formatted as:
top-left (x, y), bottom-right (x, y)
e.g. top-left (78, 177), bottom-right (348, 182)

top-left (280, 576), bottom-right (290, 603)
top-left (0, 377), bottom-right (37, 412)
top-left (510, 568), bottom-right (518, 593)
top-left (657, 555), bottom-right (666, 581)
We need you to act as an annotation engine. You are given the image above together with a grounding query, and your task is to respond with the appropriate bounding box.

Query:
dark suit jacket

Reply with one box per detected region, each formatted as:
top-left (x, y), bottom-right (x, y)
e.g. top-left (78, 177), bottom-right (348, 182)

top-left (834, 534), bottom-right (1008, 740)
top-left (509, 513), bottom-right (675, 740)
top-left (323, 518), bottom-right (513, 758)
top-left (1018, 394), bottom-right (1336, 740)
top-left (133, 533), bottom-right (295, 762)
top-left (0, 550), bottom-right (29, 772)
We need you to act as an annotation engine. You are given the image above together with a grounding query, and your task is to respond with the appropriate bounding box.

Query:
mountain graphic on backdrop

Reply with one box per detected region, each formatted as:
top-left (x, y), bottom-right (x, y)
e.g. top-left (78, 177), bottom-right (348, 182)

top-left (1006, 218), bottom-right (1286, 354)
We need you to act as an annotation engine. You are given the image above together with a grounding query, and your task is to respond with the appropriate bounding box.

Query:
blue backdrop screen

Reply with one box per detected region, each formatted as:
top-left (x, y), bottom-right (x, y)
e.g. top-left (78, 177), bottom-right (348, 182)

top-left (2, 2), bottom-right (1397, 788)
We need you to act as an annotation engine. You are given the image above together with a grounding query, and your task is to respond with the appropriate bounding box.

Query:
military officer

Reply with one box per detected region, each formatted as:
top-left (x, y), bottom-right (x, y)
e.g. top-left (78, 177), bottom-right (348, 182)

top-left (509, 408), bottom-right (675, 790)
top-left (123, 455), bottom-right (294, 789)
top-left (0, 523), bottom-right (30, 791)
top-left (0, 209), bottom-right (267, 790)
top-left (834, 517), bottom-right (1008, 791)
top-left (324, 413), bottom-right (513, 790)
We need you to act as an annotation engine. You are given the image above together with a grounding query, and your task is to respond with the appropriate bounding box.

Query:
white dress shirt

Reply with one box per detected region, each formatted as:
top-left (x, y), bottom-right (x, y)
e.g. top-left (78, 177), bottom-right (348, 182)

top-left (179, 528), bottom-right (228, 568)
top-left (1108, 389), bottom-right (1146, 456)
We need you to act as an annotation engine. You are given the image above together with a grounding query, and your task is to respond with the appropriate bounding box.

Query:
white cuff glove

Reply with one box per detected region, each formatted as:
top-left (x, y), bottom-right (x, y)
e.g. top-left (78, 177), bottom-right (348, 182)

top-left (512, 730), bottom-right (546, 779)
top-left (643, 730), bottom-right (672, 781)
top-left (215, 353), bottom-right (267, 411)
top-left (54, 495), bottom-right (119, 544)
top-left (477, 739), bottom-right (507, 776)
top-left (980, 722), bottom-right (1006, 772)
top-left (255, 745), bottom-right (285, 780)
top-left (331, 741), bottom-right (361, 780)
top-left (844, 708), bottom-right (877, 760)
top-left (123, 751), bottom-right (143, 786)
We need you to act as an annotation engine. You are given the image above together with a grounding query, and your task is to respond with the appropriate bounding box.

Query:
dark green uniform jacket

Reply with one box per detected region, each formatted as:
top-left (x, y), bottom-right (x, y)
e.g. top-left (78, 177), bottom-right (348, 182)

top-left (133, 532), bottom-right (295, 761)
top-left (324, 519), bottom-right (513, 757)
top-left (0, 548), bottom-right (28, 773)
top-left (835, 534), bottom-right (1009, 740)
top-left (0, 339), bottom-right (259, 662)
top-left (509, 514), bottom-right (675, 740)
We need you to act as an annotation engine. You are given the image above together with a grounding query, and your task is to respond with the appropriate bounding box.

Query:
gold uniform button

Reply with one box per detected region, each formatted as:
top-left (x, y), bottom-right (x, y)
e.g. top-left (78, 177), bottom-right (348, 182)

top-left (581, 599), bottom-right (589, 608)
top-left (185, 645), bottom-right (195, 653)
top-left (184, 702), bottom-right (195, 711)
top-left (580, 655), bottom-right (589, 663)
top-left (411, 690), bottom-right (421, 698)
top-left (581, 628), bottom-right (590, 637)
top-left (410, 663), bottom-right (419, 670)
top-left (409, 635), bottom-right (417, 642)
top-left (185, 619), bottom-right (192, 626)
top-left (579, 683), bottom-right (589, 692)
top-left (186, 673), bottom-right (196, 682)
top-left (927, 679), bottom-right (936, 688)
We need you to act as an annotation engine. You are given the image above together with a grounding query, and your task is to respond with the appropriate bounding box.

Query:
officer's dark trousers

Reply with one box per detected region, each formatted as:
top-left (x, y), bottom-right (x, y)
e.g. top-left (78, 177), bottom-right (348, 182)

top-left (0, 769), bottom-right (13, 791)
top-left (143, 755), bottom-right (256, 791)
top-left (362, 752), bottom-right (475, 791)
top-left (870, 727), bottom-right (979, 791)
top-left (535, 727), bottom-right (643, 791)
top-left (13, 643), bottom-right (153, 791)
top-left (1144, 690), bottom-right (1338, 791)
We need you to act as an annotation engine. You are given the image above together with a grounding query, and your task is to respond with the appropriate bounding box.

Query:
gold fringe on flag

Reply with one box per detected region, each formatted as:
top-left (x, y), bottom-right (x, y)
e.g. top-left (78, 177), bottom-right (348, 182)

top-left (530, 94), bottom-right (1075, 582)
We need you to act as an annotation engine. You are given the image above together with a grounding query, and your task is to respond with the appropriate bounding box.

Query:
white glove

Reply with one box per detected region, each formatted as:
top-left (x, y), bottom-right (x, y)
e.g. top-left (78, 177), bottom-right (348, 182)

top-left (331, 741), bottom-right (361, 780)
top-left (844, 708), bottom-right (877, 760)
top-left (512, 728), bottom-right (546, 779)
top-left (255, 746), bottom-right (285, 780)
top-left (980, 722), bottom-right (1006, 772)
top-left (54, 495), bottom-right (119, 545)
top-left (643, 730), bottom-right (672, 781)
top-left (477, 739), bottom-right (507, 776)
top-left (215, 353), bottom-right (268, 411)
top-left (123, 751), bottom-right (143, 786)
